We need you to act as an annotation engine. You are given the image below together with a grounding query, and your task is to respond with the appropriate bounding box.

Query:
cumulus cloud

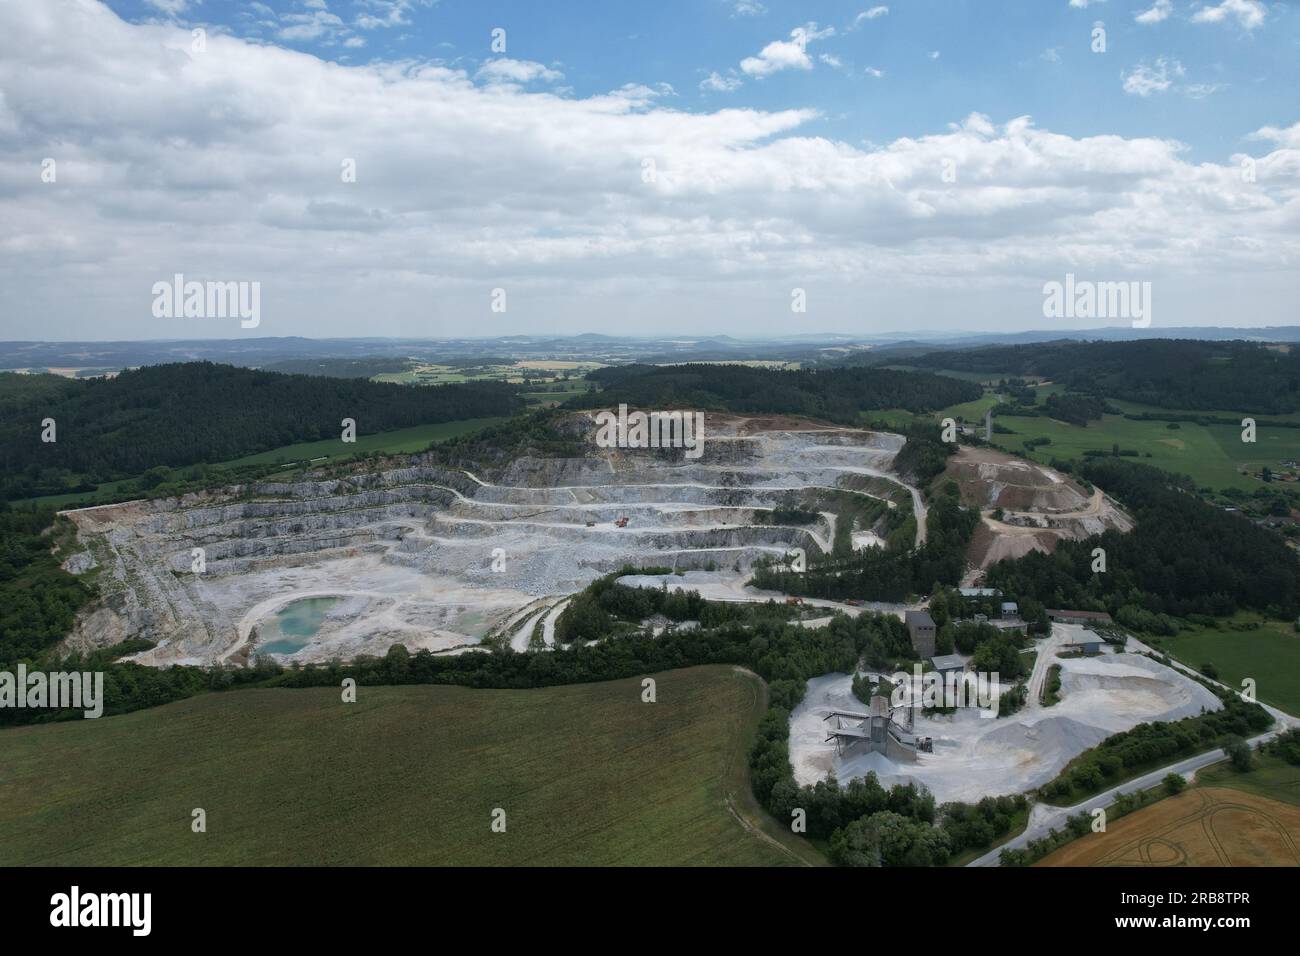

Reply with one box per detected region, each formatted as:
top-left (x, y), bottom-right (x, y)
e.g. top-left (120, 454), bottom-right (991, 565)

top-left (476, 58), bottom-right (564, 85)
top-left (144, 0), bottom-right (189, 14)
top-left (1251, 122), bottom-right (1300, 149)
top-left (1122, 57), bottom-right (1184, 96)
top-left (1192, 0), bottom-right (1266, 30)
top-left (353, 0), bottom-right (429, 31)
top-left (278, 11), bottom-right (346, 42)
top-left (700, 70), bottom-right (742, 93)
top-left (1, 1), bottom-right (1297, 336)
top-left (1135, 0), bottom-right (1172, 24)
top-left (740, 23), bottom-right (834, 77)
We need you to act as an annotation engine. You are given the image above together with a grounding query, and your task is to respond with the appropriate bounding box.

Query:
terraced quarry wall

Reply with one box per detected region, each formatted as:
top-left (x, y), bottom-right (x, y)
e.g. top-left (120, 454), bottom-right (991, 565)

top-left (940, 447), bottom-right (1134, 568)
top-left (60, 415), bottom-right (917, 667)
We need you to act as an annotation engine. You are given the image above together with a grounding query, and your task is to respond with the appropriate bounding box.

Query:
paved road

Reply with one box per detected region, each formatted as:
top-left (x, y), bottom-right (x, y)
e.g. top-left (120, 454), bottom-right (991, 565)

top-left (967, 650), bottom-right (1298, 868)
top-left (967, 729), bottom-right (1282, 866)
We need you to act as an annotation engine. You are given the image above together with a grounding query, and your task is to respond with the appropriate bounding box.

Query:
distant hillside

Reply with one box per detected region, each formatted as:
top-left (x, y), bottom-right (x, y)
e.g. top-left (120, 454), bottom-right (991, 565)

top-left (564, 364), bottom-right (980, 422)
top-left (260, 357), bottom-right (413, 378)
top-left (0, 362), bottom-right (524, 500)
top-left (911, 340), bottom-right (1300, 413)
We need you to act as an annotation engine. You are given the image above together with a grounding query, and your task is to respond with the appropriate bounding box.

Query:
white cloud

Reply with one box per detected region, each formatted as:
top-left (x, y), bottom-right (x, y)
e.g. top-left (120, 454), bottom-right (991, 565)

top-left (1122, 59), bottom-right (1221, 98)
top-left (1250, 122), bottom-right (1300, 149)
top-left (849, 7), bottom-right (889, 29)
top-left (278, 11), bottom-right (346, 42)
top-left (740, 24), bottom-right (834, 77)
top-left (929, 50), bottom-right (941, 60)
top-left (1042, 48), bottom-right (1062, 64)
top-left (1069, 0), bottom-right (1104, 7)
top-left (1122, 57), bottom-right (1184, 96)
top-left (700, 70), bottom-right (742, 93)
top-left (1192, 0), bottom-right (1266, 30)
top-left (476, 58), bottom-right (564, 85)
top-left (864, 66), bottom-right (884, 78)
top-left (1135, 0), bottom-right (1172, 24)
top-left (1, 1), bottom-right (1297, 337)
top-left (143, 0), bottom-right (189, 14)
top-left (732, 1), bottom-right (765, 16)
top-left (354, 0), bottom-right (429, 31)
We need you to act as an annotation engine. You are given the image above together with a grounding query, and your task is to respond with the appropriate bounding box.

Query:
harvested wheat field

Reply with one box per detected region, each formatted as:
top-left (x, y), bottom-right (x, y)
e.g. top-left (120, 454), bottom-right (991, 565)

top-left (1037, 788), bottom-right (1300, 867)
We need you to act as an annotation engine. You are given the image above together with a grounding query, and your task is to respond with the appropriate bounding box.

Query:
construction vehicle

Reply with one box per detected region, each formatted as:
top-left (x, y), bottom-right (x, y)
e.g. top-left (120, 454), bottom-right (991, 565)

top-left (615, 517), bottom-right (629, 528)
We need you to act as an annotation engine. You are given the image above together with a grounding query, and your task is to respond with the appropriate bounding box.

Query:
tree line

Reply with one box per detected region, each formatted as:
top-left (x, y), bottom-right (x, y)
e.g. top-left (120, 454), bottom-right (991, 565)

top-left (913, 339), bottom-right (1300, 414)
top-left (565, 363), bottom-right (981, 424)
top-left (986, 458), bottom-right (1300, 623)
top-left (0, 362), bottom-right (524, 500)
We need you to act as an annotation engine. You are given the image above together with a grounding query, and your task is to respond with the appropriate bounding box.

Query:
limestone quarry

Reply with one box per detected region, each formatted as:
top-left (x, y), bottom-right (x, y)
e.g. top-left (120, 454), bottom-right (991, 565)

top-left (59, 414), bottom-right (917, 666)
top-left (942, 446), bottom-right (1134, 569)
top-left (55, 410), bottom-right (1177, 805)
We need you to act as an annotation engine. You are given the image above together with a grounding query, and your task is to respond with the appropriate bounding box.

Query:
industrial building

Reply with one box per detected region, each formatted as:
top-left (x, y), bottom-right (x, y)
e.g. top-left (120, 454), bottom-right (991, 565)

top-left (905, 609), bottom-right (936, 657)
top-left (822, 687), bottom-right (931, 762)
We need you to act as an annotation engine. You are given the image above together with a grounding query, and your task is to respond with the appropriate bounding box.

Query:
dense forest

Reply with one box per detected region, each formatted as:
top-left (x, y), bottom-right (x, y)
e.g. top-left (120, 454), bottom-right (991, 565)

top-left (565, 363), bottom-right (981, 423)
top-left (259, 357), bottom-right (413, 378)
top-left (912, 339), bottom-right (1300, 413)
top-left (0, 363), bottom-right (524, 500)
top-left (0, 506), bottom-right (94, 665)
top-left (987, 459), bottom-right (1300, 624)
top-left (753, 478), bottom-right (979, 604)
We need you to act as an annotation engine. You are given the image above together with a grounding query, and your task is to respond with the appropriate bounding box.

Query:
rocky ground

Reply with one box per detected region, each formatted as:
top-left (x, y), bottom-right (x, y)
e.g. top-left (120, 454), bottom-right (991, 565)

top-left (788, 625), bottom-right (1222, 803)
top-left (59, 413), bottom-right (915, 666)
top-left (940, 446), bottom-right (1133, 568)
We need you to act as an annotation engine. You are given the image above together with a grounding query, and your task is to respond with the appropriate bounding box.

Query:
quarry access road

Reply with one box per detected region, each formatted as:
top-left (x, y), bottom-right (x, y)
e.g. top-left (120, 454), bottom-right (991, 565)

top-left (967, 636), bottom-right (1300, 866)
top-left (1024, 626), bottom-right (1068, 710)
top-left (966, 728), bottom-right (1285, 866)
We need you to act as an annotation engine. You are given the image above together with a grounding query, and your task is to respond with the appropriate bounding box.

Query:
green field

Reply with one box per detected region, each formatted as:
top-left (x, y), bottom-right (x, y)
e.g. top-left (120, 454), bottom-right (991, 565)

top-left (0, 665), bottom-right (815, 866)
top-left (1157, 615), bottom-right (1300, 716)
top-left (1195, 748), bottom-right (1300, 807)
top-left (870, 376), bottom-right (1300, 492)
top-left (216, 417), bottom-right (511, 467)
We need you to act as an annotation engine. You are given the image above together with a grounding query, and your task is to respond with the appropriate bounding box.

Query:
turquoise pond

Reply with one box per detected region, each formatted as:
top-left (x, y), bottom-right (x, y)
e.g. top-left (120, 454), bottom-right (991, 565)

top-left (257, 596), bottom-right (342, 655)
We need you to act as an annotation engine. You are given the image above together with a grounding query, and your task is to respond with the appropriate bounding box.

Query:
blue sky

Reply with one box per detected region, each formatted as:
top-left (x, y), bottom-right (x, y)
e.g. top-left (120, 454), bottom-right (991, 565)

top-left (109, 0), bottom-right (1297, 161)
top-left (2, 1), bottom-right (1297, 339)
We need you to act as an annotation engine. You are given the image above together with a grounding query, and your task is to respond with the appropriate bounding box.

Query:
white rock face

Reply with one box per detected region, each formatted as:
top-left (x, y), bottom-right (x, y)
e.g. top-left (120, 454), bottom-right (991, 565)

top-left (62, 416), bottom-right (920, 666)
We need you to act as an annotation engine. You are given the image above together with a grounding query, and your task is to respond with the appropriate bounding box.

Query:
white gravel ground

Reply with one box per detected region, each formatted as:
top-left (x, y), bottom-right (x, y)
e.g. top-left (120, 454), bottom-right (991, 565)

top-left (788, 627), bottom-right (1223, 803)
